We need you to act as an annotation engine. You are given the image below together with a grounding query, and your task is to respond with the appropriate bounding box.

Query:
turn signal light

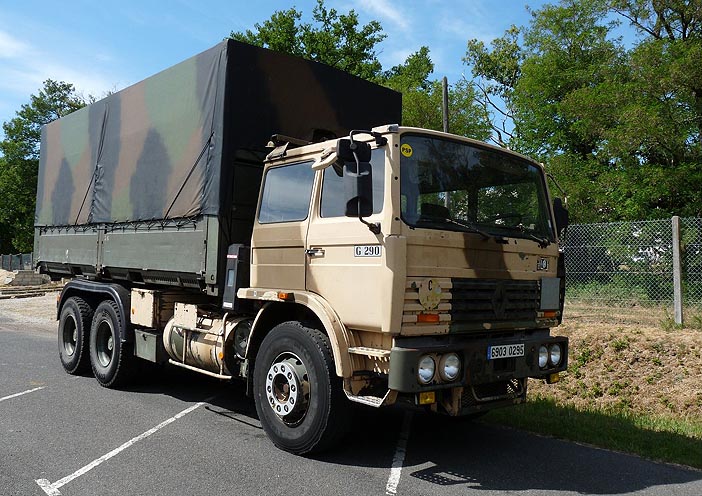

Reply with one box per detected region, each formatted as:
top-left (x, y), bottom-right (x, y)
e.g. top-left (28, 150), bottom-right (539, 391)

top-left (541, 310), bottom-right (558, 319)
top-left (417, 313), bottom-right (440, 323)
top-left (418, 391), bottom-right (436, 405)
top-left (277, 291), bottom-right (293, 301)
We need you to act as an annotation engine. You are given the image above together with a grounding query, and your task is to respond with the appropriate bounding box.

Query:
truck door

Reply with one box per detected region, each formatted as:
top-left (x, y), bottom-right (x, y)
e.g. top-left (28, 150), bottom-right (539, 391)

top-left (305, 148), bottom-right (388, 331)
top-left (250, 160), bottom-right (315, 290)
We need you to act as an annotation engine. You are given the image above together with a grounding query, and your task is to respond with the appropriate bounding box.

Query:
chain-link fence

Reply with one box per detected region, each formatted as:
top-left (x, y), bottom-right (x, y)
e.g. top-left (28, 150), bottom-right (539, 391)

top-left (563, 217), bottom-right (702, 309)
top-left (0, 253), bottom-right (33, 271)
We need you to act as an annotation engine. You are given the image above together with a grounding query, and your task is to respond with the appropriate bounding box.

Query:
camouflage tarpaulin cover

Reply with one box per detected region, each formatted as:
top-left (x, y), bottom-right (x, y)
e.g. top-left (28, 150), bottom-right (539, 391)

top-left (36, 40), bottom-right (402, 227)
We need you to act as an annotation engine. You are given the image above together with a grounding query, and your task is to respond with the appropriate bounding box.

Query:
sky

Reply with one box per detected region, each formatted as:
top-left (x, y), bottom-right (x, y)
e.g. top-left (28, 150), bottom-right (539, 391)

top-left (0, 0), bottom-right (547, 132)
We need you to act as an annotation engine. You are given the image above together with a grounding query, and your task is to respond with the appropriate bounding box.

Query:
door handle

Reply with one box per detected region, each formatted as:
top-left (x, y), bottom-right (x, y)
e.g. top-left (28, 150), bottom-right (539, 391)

top-left (305, 248), bottom-right (325, 257)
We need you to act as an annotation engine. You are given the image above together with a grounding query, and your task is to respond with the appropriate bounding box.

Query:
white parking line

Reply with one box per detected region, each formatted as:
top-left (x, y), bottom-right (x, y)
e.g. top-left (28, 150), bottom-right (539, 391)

top-left (385, 411), bottom-right (413, 495)
top-left (35, 396), bottom-right (215, 496)
top-left (0, 386), bottom-right (44, 403)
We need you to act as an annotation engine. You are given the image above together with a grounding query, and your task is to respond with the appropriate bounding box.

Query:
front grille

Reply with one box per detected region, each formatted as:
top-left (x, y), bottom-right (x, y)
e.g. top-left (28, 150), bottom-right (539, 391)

top-left (450, 279), bottom-right (539, 328)
top-left (461, 378), bottom-right (525, 407)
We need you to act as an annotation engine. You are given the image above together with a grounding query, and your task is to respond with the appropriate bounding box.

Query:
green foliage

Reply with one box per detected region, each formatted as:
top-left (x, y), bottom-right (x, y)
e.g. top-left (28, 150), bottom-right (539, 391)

top-left (465, 0), bottom-right (702, 223)
top-left (464, 26), bottom-right (524, 145)
top-left (611, 336), bottom-right (630, 352)
top-left (229, 0), bottom-right (385, 81)
top-left (484, 396), bottom-right (702, 469)
top-left (0, 79), bottom-right (85, 252)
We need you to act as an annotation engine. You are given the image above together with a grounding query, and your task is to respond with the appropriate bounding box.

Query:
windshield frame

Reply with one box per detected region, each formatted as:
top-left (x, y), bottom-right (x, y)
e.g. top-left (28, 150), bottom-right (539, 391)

top-left (399, 132), bottom-right (556, 243)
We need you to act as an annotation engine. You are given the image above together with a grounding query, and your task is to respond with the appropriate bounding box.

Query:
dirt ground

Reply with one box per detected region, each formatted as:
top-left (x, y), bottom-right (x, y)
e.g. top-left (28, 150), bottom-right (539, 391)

top-left (0, 292), bottom-right (59, 325)
top-left (531, 301), bottom-right (702, 421)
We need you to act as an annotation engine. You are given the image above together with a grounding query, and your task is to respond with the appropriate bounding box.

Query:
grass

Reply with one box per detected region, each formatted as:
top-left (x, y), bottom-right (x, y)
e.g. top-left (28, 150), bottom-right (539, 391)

top-left (520, 302), bottom-right (702, 469)
top-left (483, 396), bottom-right (702, 470)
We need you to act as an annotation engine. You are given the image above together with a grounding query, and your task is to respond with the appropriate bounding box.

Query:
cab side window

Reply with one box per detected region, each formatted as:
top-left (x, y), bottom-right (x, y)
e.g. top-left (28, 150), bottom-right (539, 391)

top-left (258, 161), bottom-right (315, 223)
top-left (320, 148), bottom-right (384, 218)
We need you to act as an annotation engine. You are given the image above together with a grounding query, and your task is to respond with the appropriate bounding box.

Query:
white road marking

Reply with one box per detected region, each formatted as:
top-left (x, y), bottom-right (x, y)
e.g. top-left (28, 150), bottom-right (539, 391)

top-left (385, 411), bottom-right (413, 495)
top-left (35, 396), bottom-right (215, 496)
top-left (0, 386), bottom-right (44, 403)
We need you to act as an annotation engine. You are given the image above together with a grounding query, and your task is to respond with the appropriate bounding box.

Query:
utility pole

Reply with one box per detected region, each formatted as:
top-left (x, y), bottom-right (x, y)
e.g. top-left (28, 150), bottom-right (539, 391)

top-left (442, 76), bottom-right (449, 134)
top-left (442, 77), bottom-right (450, 210)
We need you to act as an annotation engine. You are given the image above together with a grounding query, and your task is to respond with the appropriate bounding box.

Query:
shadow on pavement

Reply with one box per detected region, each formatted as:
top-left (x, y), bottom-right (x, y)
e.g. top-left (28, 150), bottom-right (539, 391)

top-left (119, 365), bottom-right (701, 495)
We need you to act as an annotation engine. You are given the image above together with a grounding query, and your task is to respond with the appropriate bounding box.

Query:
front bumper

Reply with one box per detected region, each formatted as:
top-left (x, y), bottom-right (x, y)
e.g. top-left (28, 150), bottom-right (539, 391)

top-left (388, 333), bottom-right (568, 393)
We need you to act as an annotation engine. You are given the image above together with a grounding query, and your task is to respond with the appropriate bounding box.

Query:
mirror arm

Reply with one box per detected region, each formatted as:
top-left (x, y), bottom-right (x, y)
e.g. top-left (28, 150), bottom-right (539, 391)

top-left (360, 217), bottom-right (381, 234)
top-left (351, 148), bottom-right (381, 235)
top-left (350, 129), bottom-right (388, 147)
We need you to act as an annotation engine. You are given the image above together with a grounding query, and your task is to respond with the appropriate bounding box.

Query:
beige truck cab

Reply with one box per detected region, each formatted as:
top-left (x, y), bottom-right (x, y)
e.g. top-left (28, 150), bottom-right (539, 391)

top-left (237, 124), bottom-right (568, 452)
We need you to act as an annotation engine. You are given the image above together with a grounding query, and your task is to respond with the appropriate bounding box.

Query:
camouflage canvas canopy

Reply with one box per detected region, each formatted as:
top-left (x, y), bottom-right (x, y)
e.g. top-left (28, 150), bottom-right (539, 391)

top-left (36, 40), bottom-right (401, 227)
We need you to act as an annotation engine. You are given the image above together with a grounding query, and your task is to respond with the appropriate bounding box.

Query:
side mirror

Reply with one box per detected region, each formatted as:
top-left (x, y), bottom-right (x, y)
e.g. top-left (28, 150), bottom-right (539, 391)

top-left (344, 162), bottom-right (373, 217)
top-left (553, 197), bottom-right (569, 237)
top-left (336, 138), bottom-right (371, 162)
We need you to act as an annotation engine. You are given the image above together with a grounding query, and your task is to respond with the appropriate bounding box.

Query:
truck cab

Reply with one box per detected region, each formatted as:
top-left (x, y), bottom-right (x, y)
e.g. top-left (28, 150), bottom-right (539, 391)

top-left (239, 124), bottom-right (568, 438)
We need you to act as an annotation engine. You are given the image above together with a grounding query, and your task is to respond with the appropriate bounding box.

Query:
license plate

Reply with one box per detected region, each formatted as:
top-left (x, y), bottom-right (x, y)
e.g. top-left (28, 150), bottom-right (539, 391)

top-left (487, 343), bottom-right (524, 360)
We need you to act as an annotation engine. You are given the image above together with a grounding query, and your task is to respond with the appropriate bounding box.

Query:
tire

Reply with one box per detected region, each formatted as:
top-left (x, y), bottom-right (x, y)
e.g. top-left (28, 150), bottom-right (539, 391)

top-left (253, 321), bottom-right (351, 454)
top-left (89, 300), bottom-right (136, 388)
top-left (58, 296), bottom-right (93, 374)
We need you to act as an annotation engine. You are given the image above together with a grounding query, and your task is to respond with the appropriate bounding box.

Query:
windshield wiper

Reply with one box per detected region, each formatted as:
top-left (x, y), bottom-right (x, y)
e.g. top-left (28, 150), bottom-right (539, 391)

top-left (442, 218), bottom-right (492, 241)
top-left (512, 226), bottom-right (551, 248)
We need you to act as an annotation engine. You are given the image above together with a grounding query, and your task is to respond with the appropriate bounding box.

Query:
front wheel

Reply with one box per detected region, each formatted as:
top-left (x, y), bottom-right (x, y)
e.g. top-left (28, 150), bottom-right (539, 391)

top-left (253, 321), bottom-right (350, 454)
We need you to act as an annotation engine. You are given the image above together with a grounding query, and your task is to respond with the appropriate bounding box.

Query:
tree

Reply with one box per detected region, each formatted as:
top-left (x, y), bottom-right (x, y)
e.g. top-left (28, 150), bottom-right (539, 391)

top-left (0, 80), bottom-right (85, 252)
top-left (465, 0), bottom-right (702, 223)
top-left (381, 47), bottom-right (490, 140)
top-left (230, 0), bottom-right (385, 81)
top-left (464, 26), bottom-right (524, 146)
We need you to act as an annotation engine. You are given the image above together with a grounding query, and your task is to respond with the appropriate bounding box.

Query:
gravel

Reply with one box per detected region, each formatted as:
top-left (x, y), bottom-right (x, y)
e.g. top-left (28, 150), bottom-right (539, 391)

top-left (0, 292), bottom-right (59, 331)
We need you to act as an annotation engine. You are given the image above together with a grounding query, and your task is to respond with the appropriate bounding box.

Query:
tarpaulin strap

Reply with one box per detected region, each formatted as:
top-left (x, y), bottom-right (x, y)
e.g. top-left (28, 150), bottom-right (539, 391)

top-left (163, 132), bottom-right (214, 222)
top-left (74, 103), bottom-right (109, 225)
top-left (164, 44), bottom-right (224, 223)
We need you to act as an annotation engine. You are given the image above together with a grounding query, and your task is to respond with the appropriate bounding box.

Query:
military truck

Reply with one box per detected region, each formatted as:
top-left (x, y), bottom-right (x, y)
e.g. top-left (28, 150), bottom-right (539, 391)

top-left (35, 39), bottom-right (569, 454)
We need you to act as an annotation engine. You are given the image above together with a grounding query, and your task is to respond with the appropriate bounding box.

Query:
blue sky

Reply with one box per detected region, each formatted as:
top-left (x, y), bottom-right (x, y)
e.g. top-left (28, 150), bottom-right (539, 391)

top-left (0, 0), bottom-right (546, 130)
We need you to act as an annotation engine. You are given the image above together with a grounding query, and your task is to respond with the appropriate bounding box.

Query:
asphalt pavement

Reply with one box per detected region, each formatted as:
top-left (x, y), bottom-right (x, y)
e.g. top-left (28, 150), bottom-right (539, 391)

top-left (1, 310), bottom-right (701, 496)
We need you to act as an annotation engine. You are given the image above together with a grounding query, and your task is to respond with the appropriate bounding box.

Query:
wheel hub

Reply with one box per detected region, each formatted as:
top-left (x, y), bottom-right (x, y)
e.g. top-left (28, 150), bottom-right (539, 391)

top-left (96, 321), bottom-right (114, 367)
top-left (265, 354), bottom-right (309, 422)
top-left (63, 316), bottom-right (78, 357)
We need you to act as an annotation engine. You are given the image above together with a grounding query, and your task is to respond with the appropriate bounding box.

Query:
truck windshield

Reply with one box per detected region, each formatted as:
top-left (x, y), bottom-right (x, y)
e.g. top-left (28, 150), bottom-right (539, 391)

top-left (400, 134), bottom-right (555, 242)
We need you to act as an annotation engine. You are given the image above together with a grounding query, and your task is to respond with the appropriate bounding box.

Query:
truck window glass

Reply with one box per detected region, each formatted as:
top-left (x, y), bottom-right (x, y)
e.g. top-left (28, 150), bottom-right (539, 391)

top-left (400, 134), bottom-right (554, 241)
top-left (258, 161), bottom-right (315, 224)
top-left (320, 148), bottom-right (385, 218)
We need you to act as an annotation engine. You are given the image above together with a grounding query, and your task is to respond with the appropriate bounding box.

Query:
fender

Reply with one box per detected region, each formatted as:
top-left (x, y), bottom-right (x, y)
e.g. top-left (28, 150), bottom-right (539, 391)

top-left (58, 279), bottom-right (133, 342)
top-left (238, 288), bottom-right (357, 378)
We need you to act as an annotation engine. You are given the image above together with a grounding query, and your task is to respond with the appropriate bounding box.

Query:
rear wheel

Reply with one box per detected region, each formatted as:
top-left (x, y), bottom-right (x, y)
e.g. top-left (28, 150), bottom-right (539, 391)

top-left (253, 321), bottom-right (350, 454)
top-left (58, 297), bottom-right (93, 374)
top-left (89, 300), bottom-right (136, 388)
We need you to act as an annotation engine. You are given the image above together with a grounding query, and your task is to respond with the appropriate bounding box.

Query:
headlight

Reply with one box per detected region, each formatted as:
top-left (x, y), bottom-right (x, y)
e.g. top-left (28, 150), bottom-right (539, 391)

top-left (439, 353), bottom-right (461, 381)
top-left (417, 355), bottom-right (436, 384)
top-left (549, 343), bottom-right (562, 366)
top-left (538, 345), bottom-right (549, 369)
